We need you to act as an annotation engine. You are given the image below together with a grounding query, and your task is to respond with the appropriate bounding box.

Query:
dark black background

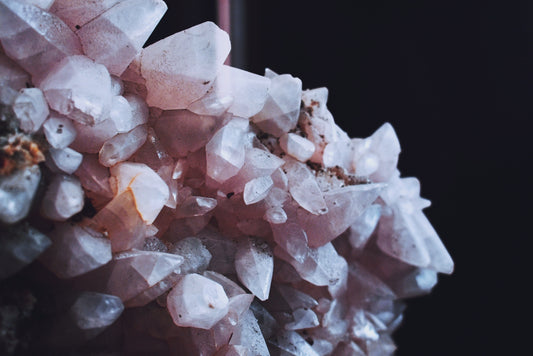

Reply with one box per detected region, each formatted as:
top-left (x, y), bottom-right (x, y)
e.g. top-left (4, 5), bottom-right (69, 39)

top-left (150, 1), bottom-right (531, 354)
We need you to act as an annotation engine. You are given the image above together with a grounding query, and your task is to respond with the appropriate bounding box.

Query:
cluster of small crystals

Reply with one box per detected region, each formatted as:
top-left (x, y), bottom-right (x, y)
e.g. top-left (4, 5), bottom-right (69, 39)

top-left (0, 0), bottom-right (454, 355)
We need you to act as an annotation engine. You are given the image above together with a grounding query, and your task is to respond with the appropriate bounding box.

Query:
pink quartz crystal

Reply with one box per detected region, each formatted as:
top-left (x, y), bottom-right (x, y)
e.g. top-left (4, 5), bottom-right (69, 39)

top-left (0, 3), bottom-right (454, 354)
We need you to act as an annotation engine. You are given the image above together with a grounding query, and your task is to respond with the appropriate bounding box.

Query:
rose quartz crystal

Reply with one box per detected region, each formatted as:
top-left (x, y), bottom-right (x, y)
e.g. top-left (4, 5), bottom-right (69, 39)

top-left (0, 3), bottom-right (454, 355)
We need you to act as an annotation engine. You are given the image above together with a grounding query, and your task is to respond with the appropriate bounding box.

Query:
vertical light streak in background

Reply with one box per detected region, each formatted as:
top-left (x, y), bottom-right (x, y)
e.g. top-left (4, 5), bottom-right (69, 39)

top-left (217, 0), bottom-right (247, 69)
top-left (217, 0), bottom-right (231, 65)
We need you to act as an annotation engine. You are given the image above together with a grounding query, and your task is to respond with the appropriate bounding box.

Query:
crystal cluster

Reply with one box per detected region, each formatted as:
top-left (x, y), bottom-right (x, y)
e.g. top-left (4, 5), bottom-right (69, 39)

top-left (0, 0), bottom-right (453, 355)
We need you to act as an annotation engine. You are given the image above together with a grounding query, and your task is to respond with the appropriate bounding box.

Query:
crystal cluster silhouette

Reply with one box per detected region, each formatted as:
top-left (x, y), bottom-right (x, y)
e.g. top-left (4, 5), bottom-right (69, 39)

top-left (0, 0), bottom-right (453, 354)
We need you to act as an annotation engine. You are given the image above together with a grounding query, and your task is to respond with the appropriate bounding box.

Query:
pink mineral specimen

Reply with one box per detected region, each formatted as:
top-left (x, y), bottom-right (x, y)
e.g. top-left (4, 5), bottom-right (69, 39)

top-left (0, 3), bottom-right (454, 354)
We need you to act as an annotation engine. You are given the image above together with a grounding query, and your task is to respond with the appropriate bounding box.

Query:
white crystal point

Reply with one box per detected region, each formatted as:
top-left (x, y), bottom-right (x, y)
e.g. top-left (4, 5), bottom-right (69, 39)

top-left (216, 65), bottom-right (271, 118)
top-left (298, 183), bottom-right (386, 248)
top-left (206, 117), bottom-right (249, 183)
top-left (377, 205), bottom-right (454, 274)
top-left (252, 73), bottom-right (302, 136)
top-left (12, 88), bottom-right (49, 133)
top-left (50, 0), bottom-right (122, 31)
top-left (243, 175), bottom-right (274, 205)
top-left (392, 268), bottom-right (438, 298)
top-left (0, 224), bottom-right (51, 279)
top-left (277, 285), bottom-right (318, 310)
top-left (235, 238), bottom-right (274, 301)
top-left (229, 309), bottom-right (270, 356)
top-left (275, 242), bottom-right (346, 287)
top-left (284, 159), bottom-right (328, 215)
top-left (0, 165), bottom-right (41, 224)
top-left (270, 330), bottom-right (320, 356)
top-left (107, 250), bottom-right (184, 301)
top-left (352, 122), bottom-right (401, 182)
top-left (77, 0), bottom-right (167, 76)
top-left (285, 308), bottom-right (319, 330)
top-left (264, 206), bottom-right (288, 224)
top-left (0, 0), bottom-right (83, 84)
top-left (347, 204), bottom-right (382, 250)
top-left (39, 223), bottom-right (111, 279)
top-left (49, 147), bottom-right (83, 174)
top-left (110, 162), bottom-right (169, 223)
top-left (70, 292), bottom-right (124, 330)
top-left (140, 21), bottom-right (231, 109)
top-left (99, 125), bottom-right (148, 167)
top-left (40, 174), bottom-right (84, 221)
top-left (43, 115), bottom-right (77, 149)
top-left (177, 196), bottom-right (218, 218)
top-left (279, 133), bottom-right (315, 162)
top-left (167, 273), bottom-right (229, 329)
top-left (0, 52), bottom-right (30, 90)
top-left (40, 55), bottom-right (113, 125)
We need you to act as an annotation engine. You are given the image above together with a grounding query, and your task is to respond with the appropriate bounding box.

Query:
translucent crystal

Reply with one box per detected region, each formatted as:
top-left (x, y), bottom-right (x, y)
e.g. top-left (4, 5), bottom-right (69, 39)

top-left (76, 0), bottom-right (167, 76)
top-left (50, 0), bottom-right (122, 31)
top-left (39, 223), bottom-right (111, 278)
top-left (49, 147), bottom-right (83, 174)
top-left (206, 118), bottom-right (249, 183)
top-left (0, 223), bottom-right (51, 279)
top-left (43, 115), bottom-right (77, 149)
top-left (0, 52), bottom-right (30, 90)
top-left (140, 21), bottom-right (231, 109)
top-left (70, 292), bottom-right (124, 331)
top-left (167, 273), bottom-right (229, 329)
top-left (40, 55), bottom-right (113, 125)
top-left (107, 250), bottom-right (184, 302)
top-left (40, 174), bottom-right (84, 221)
top-left (0, 165), bottom-right (41, 224)
top-left (0, 0), bottom-right (83, 83)
top-left (169, 237), bottom-right (212, 274)
top-left (252, 72), bottom-right (302, 136)
top-left (235, 238), bottom-right (274, 301)
top-left (243, 175), bottom-right (273, 205)
top-left (110, 162), bottom-right (169, 224)
top-left (279, 133), bottom-right (316, 162)
top-left (99, 124), bottom-right (148, 167)
top-left (12, 87), bottom-right (49, 132)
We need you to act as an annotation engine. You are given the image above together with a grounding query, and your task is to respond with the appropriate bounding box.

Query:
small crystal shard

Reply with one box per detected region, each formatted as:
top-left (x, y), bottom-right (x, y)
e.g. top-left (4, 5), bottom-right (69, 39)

top-left (12, 87), bottom-right (49, 133)
top-left (167, 273), bottom-right (229, 329)
top-left (49, 147), bottom-right (83, 174)
top-left (206, 118), bottom-right (249, 183)
top-left (140, 21), bottom-right (231, 109)
top-left (279, 133), bottom-right (315, 162)
top-left (99, 124), bottom-right (148, 167)
top-left (43, 115), bottom-right (77, 149)
top-left (39, 222), bottom-right (111, 278)
top-left (243, 175), bottom-right (273, 205)
top-left (0, 165), bottom-right (41, 224)
top-left (252, 72), bottom-right (302, 136)
top-left (235, 238), bottom-right (274, 301)
top-left (40, 174), bottom-right (84, 221)
top-left (70, 292), bottom-right (124, 332)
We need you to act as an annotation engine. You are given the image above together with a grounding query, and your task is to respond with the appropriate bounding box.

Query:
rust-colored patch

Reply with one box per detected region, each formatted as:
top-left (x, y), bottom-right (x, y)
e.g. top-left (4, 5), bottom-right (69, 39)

top-left (0, 134), bottom-right (45, 175)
